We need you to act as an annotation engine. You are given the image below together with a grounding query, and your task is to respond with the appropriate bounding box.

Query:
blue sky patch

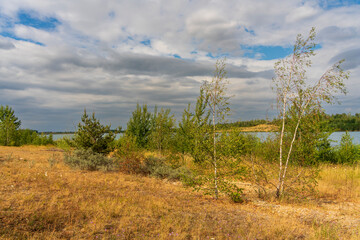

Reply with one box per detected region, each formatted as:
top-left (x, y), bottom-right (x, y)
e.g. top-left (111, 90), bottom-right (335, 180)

top-left (108, 11), bottom-right (115, 19)
top-left (318, 0), bottom-right (360, 10)
top-left (244, 28), bottom-right (255, 36)
top-left (243, 44), bottom-right (322, 60)
top-left (0, 14), bottom-right (13, 28)
top-left (17, 10), bottom-right (60, 31)
top-left (140, 39), bottom-right (151, 46)
top-left (173, 54), bottom-right (181, 59)
top-left (0, 32), bottom-right (44, 46)
top-left (243, 45), bottom-right (293, 60)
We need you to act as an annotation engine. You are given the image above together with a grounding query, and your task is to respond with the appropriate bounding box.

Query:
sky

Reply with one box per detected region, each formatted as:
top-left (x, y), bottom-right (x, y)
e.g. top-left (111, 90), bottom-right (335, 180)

top-left (0, 0), bottom-right (359, 132)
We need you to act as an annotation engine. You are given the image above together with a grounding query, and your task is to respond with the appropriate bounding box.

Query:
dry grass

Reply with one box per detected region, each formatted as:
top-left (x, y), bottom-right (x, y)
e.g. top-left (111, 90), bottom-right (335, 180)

top-left (318, 164), bottom-right (360, 202)
top-left (239, 124), bottom-right (279, 132)
top-left (0, 146), bottom-right (359, 239)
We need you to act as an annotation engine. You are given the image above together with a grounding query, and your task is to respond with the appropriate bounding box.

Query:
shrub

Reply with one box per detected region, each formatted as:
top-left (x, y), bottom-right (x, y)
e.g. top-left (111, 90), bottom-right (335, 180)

top-left (117, 152), bottom-right (144, 174)
top-left (217, 131), bottom-right (260, 158)
top-left (64, 149), bottom-right (117, 171)
top-left (55, 137), bottom-right (73, 151)
top-left (316, 137), bottom-right (337, 163)
top-left (126, 103), bottom-right (152, 148)
top-left (336, 132), bottom-right (358, 164)
top-left (142, 156), bottom-right (192, 181)
top-left (72, 109), bottom-right (119, 154)
top-left (116, 135), bottom-right (138, 156)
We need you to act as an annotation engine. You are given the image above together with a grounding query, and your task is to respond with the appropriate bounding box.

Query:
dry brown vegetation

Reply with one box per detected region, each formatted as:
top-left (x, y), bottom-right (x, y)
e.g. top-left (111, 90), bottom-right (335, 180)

top-left (1, 146), bottom-right (359, 239)
top-left (238, 124), bottom-right (279, 132)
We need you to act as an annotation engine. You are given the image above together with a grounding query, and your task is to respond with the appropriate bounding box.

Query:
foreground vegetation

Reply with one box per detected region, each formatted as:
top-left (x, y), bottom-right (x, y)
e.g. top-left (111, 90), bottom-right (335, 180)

top-left (1, 146), bottom-right (359, 239)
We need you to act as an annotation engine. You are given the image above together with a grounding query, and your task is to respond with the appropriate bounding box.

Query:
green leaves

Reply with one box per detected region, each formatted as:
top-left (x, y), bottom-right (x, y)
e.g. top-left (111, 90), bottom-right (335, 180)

top-left (177, 88), bottom-right (211, 161)
top-left (0, 105), bottom-right (21, 146)
top-left (126, 103), bottom-right (152, 148)
top-left (148, 107), bottom-right (175, 152)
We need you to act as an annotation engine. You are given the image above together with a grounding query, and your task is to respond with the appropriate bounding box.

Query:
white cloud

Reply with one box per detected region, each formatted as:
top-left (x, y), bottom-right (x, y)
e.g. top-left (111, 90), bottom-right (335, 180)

top-left (0, 0), bottom-right (359, 131)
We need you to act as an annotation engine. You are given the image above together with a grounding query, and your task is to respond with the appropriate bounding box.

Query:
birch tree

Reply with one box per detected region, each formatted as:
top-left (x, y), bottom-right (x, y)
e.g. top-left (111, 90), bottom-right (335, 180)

top-left (273, 28), bottom-right (349, 197)
top-left (203, 58), bottom-right (231, 199)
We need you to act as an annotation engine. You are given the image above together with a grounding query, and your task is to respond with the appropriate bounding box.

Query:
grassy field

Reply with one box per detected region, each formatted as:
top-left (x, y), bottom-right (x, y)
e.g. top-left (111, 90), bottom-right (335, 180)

top-left (0, 146), bottom-right (359, 239)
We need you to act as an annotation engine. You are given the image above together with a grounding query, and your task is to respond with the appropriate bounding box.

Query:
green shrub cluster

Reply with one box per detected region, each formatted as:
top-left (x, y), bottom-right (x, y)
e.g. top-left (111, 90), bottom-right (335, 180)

top-left (0, 105), bottom-right (54, 146)
top-left (63, 110), bottom-right (120, 171)
top-left (64, 149), bottom-right (117, 171)
top-left (258, 132), bottom-right (359, 166)
top-left (141, 156), bottom-right (193, 181)
top-left (17, 129), bottom-right (54, 146)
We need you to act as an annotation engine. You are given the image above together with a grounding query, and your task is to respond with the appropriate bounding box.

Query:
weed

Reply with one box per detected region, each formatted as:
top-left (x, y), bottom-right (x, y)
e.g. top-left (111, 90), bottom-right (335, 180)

top-left (48, 153), bottom-right (59, 168)
top-left (313, 223), bottom-right (340, 240)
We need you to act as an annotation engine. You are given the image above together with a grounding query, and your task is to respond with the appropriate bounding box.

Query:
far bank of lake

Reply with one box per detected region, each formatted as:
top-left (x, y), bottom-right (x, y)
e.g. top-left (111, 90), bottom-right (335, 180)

top-left (49, 131), bottom-right (360, 146)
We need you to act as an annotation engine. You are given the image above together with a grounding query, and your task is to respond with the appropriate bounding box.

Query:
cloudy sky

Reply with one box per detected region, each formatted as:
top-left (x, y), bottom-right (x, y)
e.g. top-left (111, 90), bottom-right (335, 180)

top-left (0, 0), bottom-right (359, 131)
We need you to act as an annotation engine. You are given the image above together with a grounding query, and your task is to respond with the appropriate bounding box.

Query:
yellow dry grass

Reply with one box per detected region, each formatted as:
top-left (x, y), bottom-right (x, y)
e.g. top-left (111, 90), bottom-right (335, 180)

top-left (0, 146), bottom-right (359, 239)
top-left (318, 164), bottom-right (360, 202)
top-left (239, 124), bottom-right (279, 132)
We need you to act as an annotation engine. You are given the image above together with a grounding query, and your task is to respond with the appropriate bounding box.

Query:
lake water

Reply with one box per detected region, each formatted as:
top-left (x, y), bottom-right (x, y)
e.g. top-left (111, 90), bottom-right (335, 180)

top-left (51, 133), bottom-right (122, 141)
top-left (247, 131), bottom-right (360, 146)
top-left (50, 131), bottom-right (360, 146)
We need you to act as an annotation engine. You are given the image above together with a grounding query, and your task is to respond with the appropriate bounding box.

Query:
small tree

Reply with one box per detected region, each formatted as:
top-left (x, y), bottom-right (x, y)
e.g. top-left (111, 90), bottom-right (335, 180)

top-left (126, 103), bottom-right (152, 148)
top-left (0, 105), bottom-right (21, 146)
top-left (337, 132), bottom-right (357, 164)
top-left (149, 107), bottom-right (175, 153)
top-left (177, 88), bottom-right (211, 161)
top-left (72, 109), bottom-right (118, 154)
top-left (273, 28), bottom-right (349, 198)
top-left (202, 58), bottom-right (231, 199)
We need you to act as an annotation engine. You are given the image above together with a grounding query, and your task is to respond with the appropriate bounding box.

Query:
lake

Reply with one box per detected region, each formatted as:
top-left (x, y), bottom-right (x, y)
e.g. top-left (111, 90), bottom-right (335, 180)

top-left (50, 131), bottom-right (360, 146)
top-left (247, 131), bottom-right (360, 146)
top-left (50, 133), bottom-right (122, 141)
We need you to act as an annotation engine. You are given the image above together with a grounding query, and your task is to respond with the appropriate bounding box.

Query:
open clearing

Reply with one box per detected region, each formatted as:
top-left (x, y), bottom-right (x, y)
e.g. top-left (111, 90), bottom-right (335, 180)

top-left (0, 146), bottom-right (359, 239)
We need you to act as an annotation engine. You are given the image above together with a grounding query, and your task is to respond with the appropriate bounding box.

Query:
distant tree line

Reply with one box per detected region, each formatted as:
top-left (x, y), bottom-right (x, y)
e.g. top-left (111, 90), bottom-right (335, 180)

top-left (219, 112), bottom-right (360, 132)
top-left (323, 113), bottom-right (360, 131)
top-left (0, 105), bottom-right (54, 146)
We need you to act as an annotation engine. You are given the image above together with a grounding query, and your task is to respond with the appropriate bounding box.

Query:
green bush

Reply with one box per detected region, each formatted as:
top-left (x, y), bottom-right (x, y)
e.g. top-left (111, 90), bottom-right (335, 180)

top-left (116, 135), bottom-right (138, 156)
top-left (218, 131), bottom-right (260, 158)
top-left (55, 137), bottom-right (73, 151)
top-left (72, 109), bottom-right (119, 154)
top-left (316, 137), bottom-right (337, 163)
top-left (64, 149), bottom-right (117, 171)
top-left (257, 136), bottom-right (279, 163)
top-left (142, 156), bottom-right (192, 181)
top-left (336, 132), bottom-right (358, 164)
